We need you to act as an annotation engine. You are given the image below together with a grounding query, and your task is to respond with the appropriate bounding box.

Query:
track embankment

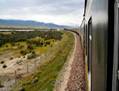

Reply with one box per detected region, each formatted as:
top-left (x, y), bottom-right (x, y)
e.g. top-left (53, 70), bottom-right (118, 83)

top-left (54, 32), bottom-right (87, 91)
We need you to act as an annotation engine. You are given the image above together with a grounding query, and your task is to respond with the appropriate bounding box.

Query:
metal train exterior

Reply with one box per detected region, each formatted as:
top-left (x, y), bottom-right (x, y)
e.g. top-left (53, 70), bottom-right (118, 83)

top-left (80, 0), bottom-right (119, 91)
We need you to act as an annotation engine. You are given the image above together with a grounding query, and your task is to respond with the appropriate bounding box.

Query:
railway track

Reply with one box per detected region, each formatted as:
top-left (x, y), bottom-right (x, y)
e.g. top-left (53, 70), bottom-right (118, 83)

top-left (65, 33), bottom-right (86, 91)
top-left (54, 32), bottom-right (87, 91)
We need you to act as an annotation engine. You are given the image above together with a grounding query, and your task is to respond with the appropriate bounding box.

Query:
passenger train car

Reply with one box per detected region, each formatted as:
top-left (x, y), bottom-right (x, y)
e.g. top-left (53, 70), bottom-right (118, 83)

top-left (80, 0), bottom-right (119, 91)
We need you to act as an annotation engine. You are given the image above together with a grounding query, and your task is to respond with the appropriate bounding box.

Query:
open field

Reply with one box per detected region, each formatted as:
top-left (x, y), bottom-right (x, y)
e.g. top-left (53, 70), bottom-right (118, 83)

top-left (12, 32), bottom-right (74, 91)
top-left (0, 30), bottom-right (74, 91)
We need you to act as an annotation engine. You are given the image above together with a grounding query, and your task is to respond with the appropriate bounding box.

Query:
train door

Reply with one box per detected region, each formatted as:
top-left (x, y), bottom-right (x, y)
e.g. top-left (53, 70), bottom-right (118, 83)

top-left (88, 18), bottom-right (92, 91)
top-left (112, 0), bottom-right (119, 91)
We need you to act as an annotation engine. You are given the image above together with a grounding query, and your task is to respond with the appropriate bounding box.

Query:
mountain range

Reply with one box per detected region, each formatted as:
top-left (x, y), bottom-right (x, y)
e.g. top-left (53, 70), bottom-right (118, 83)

top-left (0, 19), bottom-right (69, 28)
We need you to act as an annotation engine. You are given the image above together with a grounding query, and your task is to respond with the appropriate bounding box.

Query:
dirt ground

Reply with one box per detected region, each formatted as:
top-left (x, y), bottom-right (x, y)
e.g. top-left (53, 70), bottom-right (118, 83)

top-left (0, 49), bottom-right (51, 91)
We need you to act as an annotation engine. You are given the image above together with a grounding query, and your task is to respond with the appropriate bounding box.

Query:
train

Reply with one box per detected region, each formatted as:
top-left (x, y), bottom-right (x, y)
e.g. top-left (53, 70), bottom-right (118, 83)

top-left (80, 0), bottom-right (119, 91)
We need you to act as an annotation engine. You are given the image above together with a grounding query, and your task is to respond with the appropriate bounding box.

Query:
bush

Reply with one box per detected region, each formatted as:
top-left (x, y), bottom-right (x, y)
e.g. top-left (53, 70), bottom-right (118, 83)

top-left (31, 77), bottom-right (38, 84)
top-left (18, 45), bottom-right (24, 49)
top-left (3, 64), bottom-right (7, 68)
top-left (5, 45), bottom-right (8, 47)
top-left (19, 87), bottom-right (25, 91)
top-left (11, 42), bottom-right (15, 46)
top-left (20, 50), bottom-right (27, 55)
top-left (27, 45), bottom-right (33, 50)
top-left (27, 52), bottom-right (36, 59)
top-left (10, 57), bottom-right (13, 60)
top-left (0, 61), bottom-right (4, 64)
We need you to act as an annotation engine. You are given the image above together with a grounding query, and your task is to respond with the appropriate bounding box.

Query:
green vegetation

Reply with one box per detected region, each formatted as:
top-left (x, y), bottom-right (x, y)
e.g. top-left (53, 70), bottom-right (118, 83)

top-left (0, 31), bottom-right (63, 47)
top-left (12, 32), bottom-right (74, 91)
top-left (0, 30), bottom-right (74, 91)
top-left (0, 31), bottom-right (63, 56)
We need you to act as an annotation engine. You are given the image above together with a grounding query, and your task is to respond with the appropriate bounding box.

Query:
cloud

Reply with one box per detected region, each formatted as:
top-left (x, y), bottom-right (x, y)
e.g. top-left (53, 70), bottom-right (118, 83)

top-left (0, 0), bottom-right (84, 26)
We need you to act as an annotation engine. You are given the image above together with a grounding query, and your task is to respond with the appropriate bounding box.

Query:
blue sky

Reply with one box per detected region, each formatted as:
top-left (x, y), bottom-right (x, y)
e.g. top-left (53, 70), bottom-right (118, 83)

top-left (0, 0), bottom-right (84, 26)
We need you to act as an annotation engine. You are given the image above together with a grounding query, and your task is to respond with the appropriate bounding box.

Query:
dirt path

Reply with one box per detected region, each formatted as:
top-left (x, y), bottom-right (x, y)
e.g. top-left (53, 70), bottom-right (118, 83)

top-left (54, 33), bottom-right (86, 91)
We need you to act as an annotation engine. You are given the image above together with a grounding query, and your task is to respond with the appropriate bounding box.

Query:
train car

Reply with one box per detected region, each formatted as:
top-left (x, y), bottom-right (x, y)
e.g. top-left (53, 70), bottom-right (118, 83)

top-left (81, 0), bottom-right (119, 91)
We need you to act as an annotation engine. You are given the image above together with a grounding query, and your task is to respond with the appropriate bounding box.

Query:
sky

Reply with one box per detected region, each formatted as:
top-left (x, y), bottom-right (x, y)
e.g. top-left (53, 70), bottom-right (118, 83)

top-left (0, 0), bottom-right (84, 26)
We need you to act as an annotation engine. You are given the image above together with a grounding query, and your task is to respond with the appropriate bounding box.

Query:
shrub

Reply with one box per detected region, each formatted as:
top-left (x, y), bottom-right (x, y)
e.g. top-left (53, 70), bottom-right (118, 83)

top-left (27, 52), bottom-right (36, 59)
top-left (10, 57), bottom-right (13, 60)
top-left (3, 64), bottom-right (7, 68)
top-left (18, 45), bottom-right (24, 49)
top-left (19, 87), bottom-right (25, 91)
top-left (20, 50), bottom-right (27, 55)
top-left (31, 77), bottom-right (38, 84)
top-left (0, 61), bottom-right (4, 64)
top-left (5, 45), bottom-right (8, 47)
top-left (27, 45), bottom-right (33, 50)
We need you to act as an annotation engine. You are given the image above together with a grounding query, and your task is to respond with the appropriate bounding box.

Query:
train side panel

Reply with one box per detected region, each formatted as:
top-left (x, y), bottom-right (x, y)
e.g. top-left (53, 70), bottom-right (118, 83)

top-left (83, 0), bottom-right (110, 91)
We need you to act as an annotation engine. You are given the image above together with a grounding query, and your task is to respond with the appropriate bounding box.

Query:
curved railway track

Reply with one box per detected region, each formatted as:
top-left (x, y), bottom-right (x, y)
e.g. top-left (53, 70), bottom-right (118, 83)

top-left (54, 31), bottom-right (87, 91)
top-left (65, 32), bottom-right (86, 91)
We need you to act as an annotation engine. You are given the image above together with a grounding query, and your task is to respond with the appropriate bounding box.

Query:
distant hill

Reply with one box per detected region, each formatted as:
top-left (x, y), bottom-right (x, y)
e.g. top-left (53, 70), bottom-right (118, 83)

top-left (0, 19), bottom-right (69, 28)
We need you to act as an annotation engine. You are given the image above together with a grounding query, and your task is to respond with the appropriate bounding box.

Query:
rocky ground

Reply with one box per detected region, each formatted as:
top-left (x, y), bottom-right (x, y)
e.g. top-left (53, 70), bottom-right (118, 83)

top-left (65, 33), bottom-right (86, 91)
top-left (54, 33), bottom-right (87, 91)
